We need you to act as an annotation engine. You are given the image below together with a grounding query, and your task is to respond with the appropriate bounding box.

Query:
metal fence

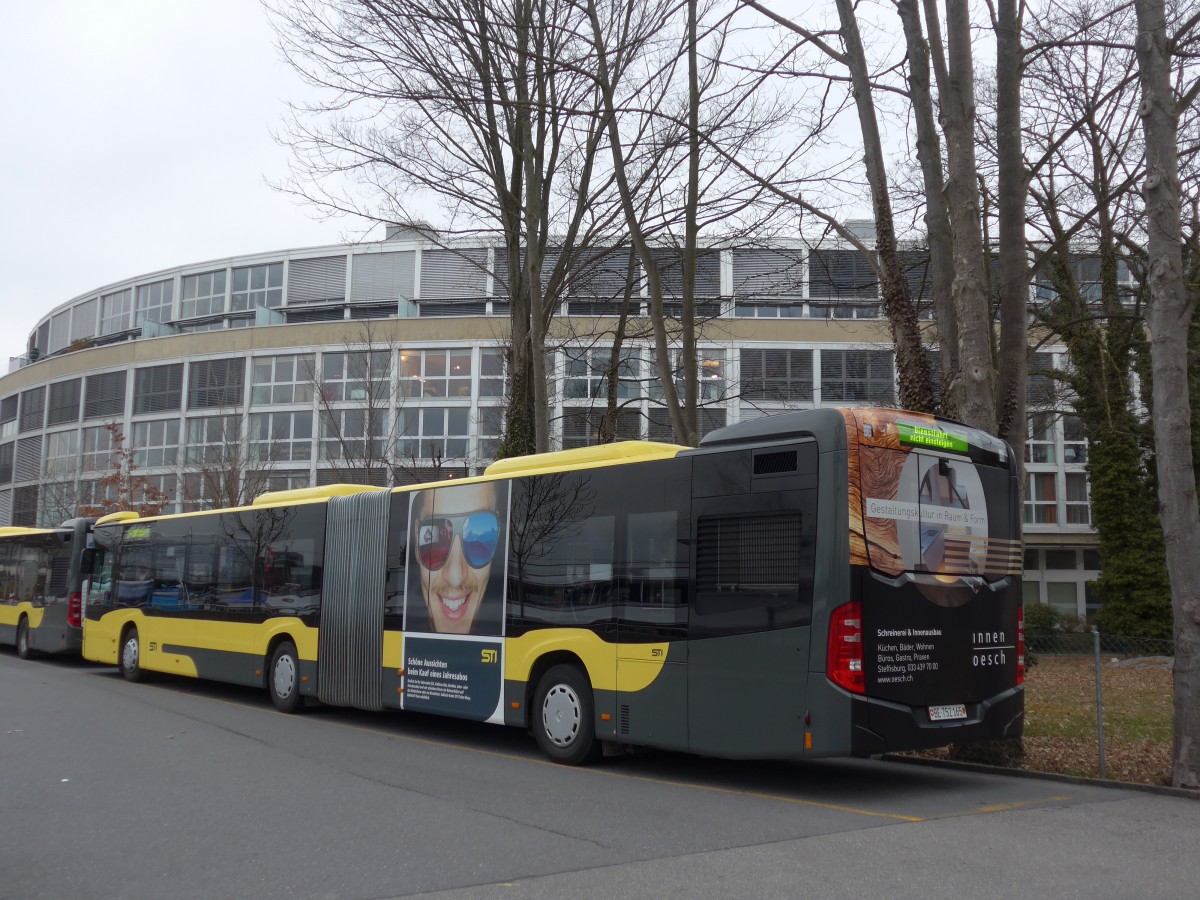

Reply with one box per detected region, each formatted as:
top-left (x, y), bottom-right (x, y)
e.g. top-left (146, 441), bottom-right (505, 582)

top-left (1025, 630), bottom-right (1174, 780)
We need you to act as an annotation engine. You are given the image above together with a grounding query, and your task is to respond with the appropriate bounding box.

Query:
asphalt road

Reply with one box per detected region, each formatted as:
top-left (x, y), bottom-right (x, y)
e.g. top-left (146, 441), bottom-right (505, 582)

top-left (2, 649), bottom-right (1197, 900)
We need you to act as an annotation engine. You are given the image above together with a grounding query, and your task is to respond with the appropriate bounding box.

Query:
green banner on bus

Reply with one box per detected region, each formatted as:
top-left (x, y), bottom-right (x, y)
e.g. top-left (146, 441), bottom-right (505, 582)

top-left (897, 422), bottom-right (968, 454)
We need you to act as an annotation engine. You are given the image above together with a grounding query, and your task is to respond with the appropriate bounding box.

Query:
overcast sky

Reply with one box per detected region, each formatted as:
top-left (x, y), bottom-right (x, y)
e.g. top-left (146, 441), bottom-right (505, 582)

top-left (0, 0), bottom-right (351, 365)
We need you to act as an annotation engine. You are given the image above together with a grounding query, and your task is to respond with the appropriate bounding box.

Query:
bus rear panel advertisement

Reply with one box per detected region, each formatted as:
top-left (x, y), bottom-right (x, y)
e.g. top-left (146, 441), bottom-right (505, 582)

top-left (82, 408), bottom-right (1023, 764)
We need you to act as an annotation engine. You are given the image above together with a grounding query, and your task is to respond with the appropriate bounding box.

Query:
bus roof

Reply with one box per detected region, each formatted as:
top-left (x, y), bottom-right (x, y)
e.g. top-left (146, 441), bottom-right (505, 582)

top-left (0, 526), bottom-right (55, 537)
top-left (484, 440), bottom-right (687, 478)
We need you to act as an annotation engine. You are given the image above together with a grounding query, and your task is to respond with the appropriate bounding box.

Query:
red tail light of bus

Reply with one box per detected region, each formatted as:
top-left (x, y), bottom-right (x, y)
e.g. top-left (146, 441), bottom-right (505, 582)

top-left (1016, 605), bottom-right (1025, 686)
top-left (827, 600), bottom-right (865, 694)
top-left (68, 592), bottom-right (82, 628)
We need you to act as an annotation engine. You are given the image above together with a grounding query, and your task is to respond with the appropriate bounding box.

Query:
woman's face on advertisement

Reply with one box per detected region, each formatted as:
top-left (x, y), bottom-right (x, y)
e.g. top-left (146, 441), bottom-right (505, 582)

top-left (415, 483), bottom-right (498, 634)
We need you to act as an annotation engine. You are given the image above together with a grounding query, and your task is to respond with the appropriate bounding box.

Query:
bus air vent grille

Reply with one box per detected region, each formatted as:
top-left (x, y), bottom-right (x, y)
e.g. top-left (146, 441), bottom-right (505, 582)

top-left (619, 704), bottom-right (630, 735)
top-left (753, 450), bottom-right (798, 476)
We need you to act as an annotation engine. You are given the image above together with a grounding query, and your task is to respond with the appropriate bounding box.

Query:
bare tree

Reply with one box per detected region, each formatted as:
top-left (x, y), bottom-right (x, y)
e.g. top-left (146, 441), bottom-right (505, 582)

top-left (1133, 0), bottom-right (1200, 789)
top-left (79, 423), bottom-right (171, 518)
top-left (741, 0), bottom-right (936, 413)
top-left (181, 410), bottom-right (278, 510)
top-left (269, 0), bottom-right (633, 456)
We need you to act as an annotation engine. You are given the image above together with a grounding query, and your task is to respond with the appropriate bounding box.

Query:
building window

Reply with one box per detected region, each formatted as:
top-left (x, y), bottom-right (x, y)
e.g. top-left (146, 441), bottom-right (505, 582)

top-left (650, 349), bottom-right (726, 402)
top-left (808, 249), bottom-right (877, 300)
top-left (82, 425), bottom-right (116, 472)
top-left (46, 380), bottom-right (81, 426)
top-left (561, 408), bottom-right (641, 449)
top-left (1046, 581), bottom-right (1079, 617)
top-left (12, 485), bottom-right (39, 527)
top-left (820, 349), bottom-right (894, 403)
top-left (740, 349), bottom-right (813, 402)
top-left (564, 347), bottom-right (641, 400)
top-left (396, 407), bottom-right (469, 460)
top-left (648, 407), bottom-right (727, 443)
top-left (478, 348), bottom-right (506, 399)
top-left (45, 430), bottom-right (79, 478)
top-left (185, 415), bottom-right (241, 465)
top-left (134, 364), bottom-right (184, 414)
top-left (1065, 472), bottom-right (1091, 525)
top-left (398, 349), bottom-right (471, 398)
top-left (475, 405), bottom-right (505, 461)
top-left (135, 279), bottom-right (174, 325)
top-left (250, 411), bottom-right (313, 462)
top-left (181, 473), bottom-right (222, 513)
top-left (132, 420), bottom-right (181, 468)
top-left (0, 442), bottom-right (13, 483)
top-left (320, 351), bottom-right (390, 403)
top-left (1063, 414), bottom-right (1088, 464)
top-left (251, 354), bottom-right (315, 405)
top-left (84, 371), bottom-right (127, 420)
top-left (180, 270), bottom-right (227, 318)
top-left (1, 397), bottom-right (16, 440)
top-left (265, 471), bottom-right (311, 492)
top-left (320, 408), bottom-right (389, 461)
top-left (99, 288), bottom-right (133, 335)
top-left (231, 262), bottom-right (283, 311)
top-left (1026, 413), bottom-right (1057, 464)
top-left (188, 358), bottom-right (245, 409)
top-left (1028, 351), bottom-right (1056, 407)
top-left (1024, 473), bottom-right (1058, 524)
top-left (18, 388), bottom-right (45, 432)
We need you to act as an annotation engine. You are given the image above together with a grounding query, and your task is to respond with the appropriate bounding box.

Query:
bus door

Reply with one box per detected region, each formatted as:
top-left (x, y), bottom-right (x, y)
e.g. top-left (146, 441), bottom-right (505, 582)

top-left (612, 460), bottom-right (691, 752)
top-left (686, 444), bottom-right (818, 758)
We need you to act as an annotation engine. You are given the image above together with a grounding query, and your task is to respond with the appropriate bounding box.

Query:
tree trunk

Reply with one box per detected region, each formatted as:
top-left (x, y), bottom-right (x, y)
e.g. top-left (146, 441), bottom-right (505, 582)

top-left (1134, 0), bottom-right (1200, 789)
top-left (993, 0), bottom-right (1028, 462)
top-left (898, 0), bottom-right (958, 413)
top-left (835, 0), bottom-right (935, 413)
top-left (933, 0), bottom-right (998, 433)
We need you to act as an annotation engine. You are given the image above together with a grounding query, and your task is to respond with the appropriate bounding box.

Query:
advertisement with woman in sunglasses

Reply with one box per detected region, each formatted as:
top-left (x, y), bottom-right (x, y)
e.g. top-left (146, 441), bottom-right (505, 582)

top-left (403, 480), bottom-right (510, 722)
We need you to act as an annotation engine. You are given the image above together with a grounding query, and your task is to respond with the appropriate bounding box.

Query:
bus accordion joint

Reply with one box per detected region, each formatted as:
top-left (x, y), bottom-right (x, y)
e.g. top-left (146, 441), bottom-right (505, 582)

top-left (827, 601), bottom-right (865, 695)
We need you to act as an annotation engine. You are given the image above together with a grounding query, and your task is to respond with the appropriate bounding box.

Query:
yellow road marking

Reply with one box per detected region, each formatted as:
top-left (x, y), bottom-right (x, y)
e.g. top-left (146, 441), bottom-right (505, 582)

top-left (974, 797), bottom-right (1071, 813)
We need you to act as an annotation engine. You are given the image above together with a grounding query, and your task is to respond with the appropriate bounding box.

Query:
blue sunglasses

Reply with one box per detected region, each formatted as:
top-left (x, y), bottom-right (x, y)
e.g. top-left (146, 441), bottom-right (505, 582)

top-left (417, 512), bottom-right (499, 570)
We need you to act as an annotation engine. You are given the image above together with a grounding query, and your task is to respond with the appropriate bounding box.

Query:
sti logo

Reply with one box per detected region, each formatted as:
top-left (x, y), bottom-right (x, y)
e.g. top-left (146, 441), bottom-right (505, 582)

top-left (651, 648), bottom-right (664, 658)
top-left (481, 648), bottom-right (498, 664)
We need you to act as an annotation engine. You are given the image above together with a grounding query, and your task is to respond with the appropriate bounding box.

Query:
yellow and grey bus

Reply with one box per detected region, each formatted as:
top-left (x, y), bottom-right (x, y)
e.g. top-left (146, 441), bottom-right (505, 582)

top-left (83, 408), bottom-right (1024, 763)
top-left (0, 518), bottom-right (96, 659)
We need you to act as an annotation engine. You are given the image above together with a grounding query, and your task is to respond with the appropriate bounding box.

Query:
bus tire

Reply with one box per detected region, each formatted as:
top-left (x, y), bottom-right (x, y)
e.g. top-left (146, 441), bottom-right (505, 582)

top-left (16, 618), bottom-right (33, 659)
top-left (268, 641), bottom-right (303, 714)
top-left (119, 627), bottom-right (143, 682)
top-left (533, 665), bottom-right (601, 765)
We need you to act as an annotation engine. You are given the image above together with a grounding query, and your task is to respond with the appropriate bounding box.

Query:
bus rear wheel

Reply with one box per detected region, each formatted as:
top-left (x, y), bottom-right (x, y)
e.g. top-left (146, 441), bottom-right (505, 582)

top-left (15, 618), bottom-right (32, 659)
top-left (533, 665), bottom-right (600, 765)
top-left (268, 641), bottom-right (303, 714)
top-left (119, 627), bottom-right (143, 682)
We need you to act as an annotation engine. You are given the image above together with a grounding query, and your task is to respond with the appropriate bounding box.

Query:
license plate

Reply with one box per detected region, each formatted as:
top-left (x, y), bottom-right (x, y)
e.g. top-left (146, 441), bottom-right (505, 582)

top-left (928, 704), bottom-right (967, 721)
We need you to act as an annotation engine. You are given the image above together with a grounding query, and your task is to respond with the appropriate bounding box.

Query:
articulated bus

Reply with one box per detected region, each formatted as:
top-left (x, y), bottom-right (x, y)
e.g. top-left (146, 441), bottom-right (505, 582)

top-left (82, 408), bottom-right (1024, 764)
top-left (0, 518), bottom-right (96, 659)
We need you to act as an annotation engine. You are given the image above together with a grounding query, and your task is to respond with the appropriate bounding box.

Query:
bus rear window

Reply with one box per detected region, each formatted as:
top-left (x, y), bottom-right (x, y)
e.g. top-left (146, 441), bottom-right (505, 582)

top-left (859, 447), bottom-right (1020, 580)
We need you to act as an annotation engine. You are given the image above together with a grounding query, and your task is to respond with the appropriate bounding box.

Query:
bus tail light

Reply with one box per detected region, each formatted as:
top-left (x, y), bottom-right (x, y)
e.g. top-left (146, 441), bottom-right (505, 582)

top-left (1016, 605), bottom-right (1025, 686)
top-left (827, 601), bottom-right (865, 694)
top-left (68, 592), bottom-right (82, 628)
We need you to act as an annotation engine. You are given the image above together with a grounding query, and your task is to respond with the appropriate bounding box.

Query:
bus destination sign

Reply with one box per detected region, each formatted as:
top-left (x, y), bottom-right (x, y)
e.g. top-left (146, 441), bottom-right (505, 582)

top-left (896, 422), bottom-right (968, 454)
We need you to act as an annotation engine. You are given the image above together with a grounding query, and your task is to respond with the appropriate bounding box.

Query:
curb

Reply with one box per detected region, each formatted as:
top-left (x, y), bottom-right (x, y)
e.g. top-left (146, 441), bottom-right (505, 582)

top-left (882, 753), bottom-right (1200, 800)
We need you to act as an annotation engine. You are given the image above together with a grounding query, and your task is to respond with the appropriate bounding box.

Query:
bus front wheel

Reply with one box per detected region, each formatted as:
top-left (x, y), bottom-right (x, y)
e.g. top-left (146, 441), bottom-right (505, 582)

top-left (15, 618), bottom-right (32, 659)
top-left (533, 665), bottom-right (600, 765)
top-left (119, 627), bottom-right (143, 682)
top-left (268, 641), bottom-right (303, 714)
